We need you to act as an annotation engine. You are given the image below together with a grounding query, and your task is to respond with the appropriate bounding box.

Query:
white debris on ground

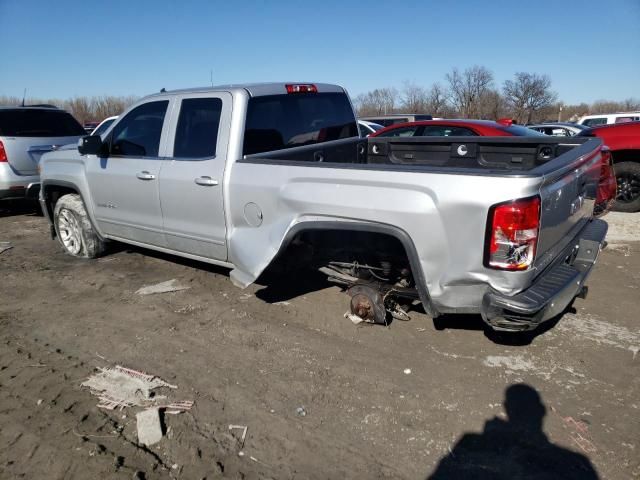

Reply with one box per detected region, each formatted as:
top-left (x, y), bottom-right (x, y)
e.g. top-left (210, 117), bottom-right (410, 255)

top-left (483, 354), bottom-right (537, 372)
top-left (81, 365), bottom-right (178, 409)
top-left (0, 241), bottom-right (13, 254)
top-left (604, 212), bottom-right (640, 244)
top-left (556, 313), bottom-right (640, 352)
top-left (81, 365), bottom-right (193, 446)
top-left (344, 311), bottom-right (369, 325)
top-left (135, 279), bottom-right (190, 295)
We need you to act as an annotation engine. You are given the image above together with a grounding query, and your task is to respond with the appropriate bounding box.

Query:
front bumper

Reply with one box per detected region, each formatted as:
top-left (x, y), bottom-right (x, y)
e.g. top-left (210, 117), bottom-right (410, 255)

top-left (481, 219), bottom-right (608, 332)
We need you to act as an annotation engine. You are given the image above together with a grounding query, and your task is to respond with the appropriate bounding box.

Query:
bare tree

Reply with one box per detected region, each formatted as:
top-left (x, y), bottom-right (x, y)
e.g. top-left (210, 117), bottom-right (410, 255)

top-left (478, 89), bottom-right (508, 120)
top-left (354, 87), bottom-right (399, 116)
top-left (503, 72), bottom-right (557, 124)
top-left (401, 82), bottom-right (429, 113)
top-left (63, 97), bottom-right (95, 125)
top-left (424, 83), bottom-right (451, 117)
top-left (446, 66), bottom-right (494, 118)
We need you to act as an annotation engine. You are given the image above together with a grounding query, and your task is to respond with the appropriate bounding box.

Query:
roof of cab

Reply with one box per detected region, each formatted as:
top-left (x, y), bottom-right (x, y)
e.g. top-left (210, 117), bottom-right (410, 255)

top-left (144, 82), bottom-right (345, 100)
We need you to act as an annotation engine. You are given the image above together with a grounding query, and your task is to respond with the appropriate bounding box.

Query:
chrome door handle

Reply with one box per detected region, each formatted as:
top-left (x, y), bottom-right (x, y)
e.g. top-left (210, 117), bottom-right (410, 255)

top-left (136, 171), bottom-right (156, 180)
top-left (195, 176), bottom-right (219, 186)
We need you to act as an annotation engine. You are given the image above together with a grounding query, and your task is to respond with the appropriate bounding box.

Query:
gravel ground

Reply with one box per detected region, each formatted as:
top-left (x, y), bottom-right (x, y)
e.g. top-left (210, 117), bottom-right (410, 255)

top-left (0, 201), bottom-right (638, 479)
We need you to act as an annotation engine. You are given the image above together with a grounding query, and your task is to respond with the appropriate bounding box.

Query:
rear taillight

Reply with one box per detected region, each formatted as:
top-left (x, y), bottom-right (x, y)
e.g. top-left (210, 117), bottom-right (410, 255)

top-left (0, 141), bottom-right (7, 163)
top-left (486, 196), bottom-right (541, 271)
top-left (285, 84), bottom-right (318, 94)
top-left (594, 146), bottom-right (616, 217)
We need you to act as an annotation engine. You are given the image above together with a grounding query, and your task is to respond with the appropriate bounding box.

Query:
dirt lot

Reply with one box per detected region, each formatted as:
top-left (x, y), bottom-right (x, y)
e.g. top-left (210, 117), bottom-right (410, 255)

top-left (1, 201), bottom-right (638, 479)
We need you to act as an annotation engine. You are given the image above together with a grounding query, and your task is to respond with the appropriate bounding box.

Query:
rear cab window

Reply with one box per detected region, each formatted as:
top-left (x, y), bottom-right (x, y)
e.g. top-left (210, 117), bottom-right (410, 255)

top-left (0, 109), bottom-right (86, 137)
top-left (243, 92), bottom-right (358, 156)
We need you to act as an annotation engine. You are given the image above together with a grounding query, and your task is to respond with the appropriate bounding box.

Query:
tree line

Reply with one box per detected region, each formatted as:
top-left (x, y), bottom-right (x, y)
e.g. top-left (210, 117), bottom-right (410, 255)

top-left (2, 70), bottom-right (639, 126)
top-left (354, 66), bottom-right (640, 124)
top-left (0, 95), bottom-right (138, 125)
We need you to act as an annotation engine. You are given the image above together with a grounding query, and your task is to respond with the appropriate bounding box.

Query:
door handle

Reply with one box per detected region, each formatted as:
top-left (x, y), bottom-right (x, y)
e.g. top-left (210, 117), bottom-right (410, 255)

top-left (136, 171), bottom-right (156, 180)
top-left (194, 176), bottom-right (219, 186)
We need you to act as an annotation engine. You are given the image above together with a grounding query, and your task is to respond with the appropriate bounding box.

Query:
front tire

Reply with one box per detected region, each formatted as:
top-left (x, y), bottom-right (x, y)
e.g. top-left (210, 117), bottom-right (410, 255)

top-left (613, 161), bottom-right (640, 213)
top-left (53, 194), bottom-right (105, 258)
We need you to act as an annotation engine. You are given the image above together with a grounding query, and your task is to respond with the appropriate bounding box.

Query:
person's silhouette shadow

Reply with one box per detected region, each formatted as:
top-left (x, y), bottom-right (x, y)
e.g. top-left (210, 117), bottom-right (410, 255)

top-left (427, 384), bottom-right (599, 479)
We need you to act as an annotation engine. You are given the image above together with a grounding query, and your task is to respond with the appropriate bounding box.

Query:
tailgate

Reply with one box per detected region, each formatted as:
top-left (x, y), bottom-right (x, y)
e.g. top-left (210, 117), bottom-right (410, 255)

top-left (535, 142), bottom-right (603, 272)
top-left (1, 136), bottom-right (81, 175)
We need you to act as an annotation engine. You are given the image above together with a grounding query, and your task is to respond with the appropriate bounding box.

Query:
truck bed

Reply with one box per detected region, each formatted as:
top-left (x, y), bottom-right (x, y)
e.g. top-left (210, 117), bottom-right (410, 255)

top-left (244, 136), bottom-right (602, 174)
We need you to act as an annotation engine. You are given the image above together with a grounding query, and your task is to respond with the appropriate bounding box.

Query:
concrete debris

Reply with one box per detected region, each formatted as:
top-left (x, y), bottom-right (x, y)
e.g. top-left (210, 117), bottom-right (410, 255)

top-left (229, 425), bottom-right (248, 447)
top-left (344, 311), bottom-right (367, 325)
top-left (135, 279), bottom-right (190, 295)
top-left (81, 365), bottom-right (177, 410)
top-left (162, 401), bottom-right (194, 414)
top-left (136, 408), bottom-right (163, 446)
top-left (0, 242), bottom-right (13, 254)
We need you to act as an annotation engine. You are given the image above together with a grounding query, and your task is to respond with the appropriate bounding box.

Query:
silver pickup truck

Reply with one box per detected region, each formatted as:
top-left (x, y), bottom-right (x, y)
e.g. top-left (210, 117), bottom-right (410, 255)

top-left (39, 82), bottom-right (612, 332)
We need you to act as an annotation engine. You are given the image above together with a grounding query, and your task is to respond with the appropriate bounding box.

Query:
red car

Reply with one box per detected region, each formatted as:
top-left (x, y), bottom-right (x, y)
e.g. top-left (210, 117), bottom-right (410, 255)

top-left (577, 121), bottom-right (640, 212)
top-left (370, 119), bottom-right (544, 138)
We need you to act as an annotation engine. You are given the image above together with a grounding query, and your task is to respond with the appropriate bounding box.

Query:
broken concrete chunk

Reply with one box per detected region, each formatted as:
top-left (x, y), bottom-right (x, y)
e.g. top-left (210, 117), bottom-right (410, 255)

top-left (135, 279), bottom-right (190, 295)
top-left (136, 408), bottom-right (163, 446)
top-left (0, 242), bottom-right (13, 255)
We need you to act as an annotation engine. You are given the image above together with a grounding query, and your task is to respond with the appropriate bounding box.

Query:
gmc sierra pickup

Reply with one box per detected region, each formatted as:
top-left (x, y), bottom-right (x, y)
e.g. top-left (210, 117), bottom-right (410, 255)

top-left (39, 83), bottom-right (614, 332)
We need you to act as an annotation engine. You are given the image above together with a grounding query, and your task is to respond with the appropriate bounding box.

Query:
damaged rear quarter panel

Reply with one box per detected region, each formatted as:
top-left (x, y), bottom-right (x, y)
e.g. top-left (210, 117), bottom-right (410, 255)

top-left (226, 160), bottom-right (541, 309)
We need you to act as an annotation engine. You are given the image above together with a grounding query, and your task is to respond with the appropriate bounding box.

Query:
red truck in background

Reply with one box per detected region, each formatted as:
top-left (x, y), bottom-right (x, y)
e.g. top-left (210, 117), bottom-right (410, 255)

top-left (578, 121), bottom-right (640, 212)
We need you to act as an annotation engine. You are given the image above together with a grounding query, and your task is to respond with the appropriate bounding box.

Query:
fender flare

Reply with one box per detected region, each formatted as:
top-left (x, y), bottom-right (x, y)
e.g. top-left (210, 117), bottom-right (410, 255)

top-left (270, 220), bottom-right (439, 318)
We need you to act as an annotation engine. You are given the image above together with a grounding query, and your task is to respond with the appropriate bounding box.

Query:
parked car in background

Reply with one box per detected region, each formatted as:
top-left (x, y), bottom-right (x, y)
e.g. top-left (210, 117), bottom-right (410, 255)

top-left (83, 121), bottom-right (100, 134)
top-left (359, 113), bottom-right (433, 127)
top-left (527, 122), bottom-right (589, 137)
top-left (577, 121), bottom-right (640, 212)
top-left (358, 120), bottom-right (384, 137)
top-left (0, 106), bottom-right (86, 200)
top-left (578, 112), bottom-right (640, 127)
top-left (91, 115), bottom-right (118, 136)
top-left (371, 119), bottom-right (546, 138)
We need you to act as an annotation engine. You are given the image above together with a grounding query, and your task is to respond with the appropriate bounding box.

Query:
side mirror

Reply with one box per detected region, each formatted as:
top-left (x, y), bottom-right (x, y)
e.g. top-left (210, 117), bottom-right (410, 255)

top-left (78, 135), bottom-right (106, 156)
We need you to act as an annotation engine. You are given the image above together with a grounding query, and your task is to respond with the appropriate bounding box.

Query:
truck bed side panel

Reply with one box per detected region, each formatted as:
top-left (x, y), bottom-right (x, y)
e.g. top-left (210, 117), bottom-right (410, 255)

top-left (227, 161), bottom-right (542, 311)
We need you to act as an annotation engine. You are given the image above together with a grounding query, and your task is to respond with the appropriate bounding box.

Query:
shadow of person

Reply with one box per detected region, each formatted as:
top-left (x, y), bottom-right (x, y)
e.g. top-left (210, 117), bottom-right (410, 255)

top-left (427, 384), bottom-right (598, 480)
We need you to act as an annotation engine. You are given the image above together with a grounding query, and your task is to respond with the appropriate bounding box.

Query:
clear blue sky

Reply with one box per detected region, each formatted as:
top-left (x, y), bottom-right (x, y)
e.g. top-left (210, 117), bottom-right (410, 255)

top-left (1, 0), bottom-right (638, 104)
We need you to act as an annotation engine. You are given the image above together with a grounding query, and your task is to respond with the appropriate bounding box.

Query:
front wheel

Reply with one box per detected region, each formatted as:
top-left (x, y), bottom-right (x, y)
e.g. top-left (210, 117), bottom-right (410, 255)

top-left (613, 161), bottom-right (640, 213)
top-left (53, 194), bottom-right (106, 258)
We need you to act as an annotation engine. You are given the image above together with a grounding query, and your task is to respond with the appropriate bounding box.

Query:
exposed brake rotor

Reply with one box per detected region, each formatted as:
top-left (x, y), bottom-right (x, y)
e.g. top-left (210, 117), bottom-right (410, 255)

top-left (347, 284), bottom-right (387, 325)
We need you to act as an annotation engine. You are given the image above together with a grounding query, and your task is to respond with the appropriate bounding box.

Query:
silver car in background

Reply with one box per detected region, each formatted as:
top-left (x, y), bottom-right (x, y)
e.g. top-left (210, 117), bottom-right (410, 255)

top-left (527, 122), bottom-right (589, 137)
top-left (0, 106), bottom-right (85, 200)
top-left (358, 120), bottom-right (384, 137)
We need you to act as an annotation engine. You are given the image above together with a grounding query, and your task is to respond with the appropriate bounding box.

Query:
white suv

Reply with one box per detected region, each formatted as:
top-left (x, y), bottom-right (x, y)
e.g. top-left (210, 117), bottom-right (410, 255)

top-left (578, 112), bottom-right (640, 127)
top-left (0, 106), bottom-right (85, 200)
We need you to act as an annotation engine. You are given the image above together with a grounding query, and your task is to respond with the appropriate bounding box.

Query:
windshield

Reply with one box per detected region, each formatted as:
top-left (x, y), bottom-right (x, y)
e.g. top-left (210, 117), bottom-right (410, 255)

top-left (92, 118), bottom-right (117, 136)
top-left (243, 92), bottom-right (358, 155)
top-left (0, 109), bottom-right (86, 137)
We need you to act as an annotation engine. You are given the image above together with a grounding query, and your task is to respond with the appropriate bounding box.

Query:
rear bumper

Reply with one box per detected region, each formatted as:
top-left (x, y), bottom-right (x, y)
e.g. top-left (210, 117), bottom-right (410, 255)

top-left (0, 164), bottom-right (40, 200)
top-left (481, 218), bottom-right (608, 332)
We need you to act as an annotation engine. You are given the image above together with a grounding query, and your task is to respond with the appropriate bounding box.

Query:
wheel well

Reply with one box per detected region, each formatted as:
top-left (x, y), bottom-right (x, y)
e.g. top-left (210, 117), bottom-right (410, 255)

top-left (42, 185), bottom-right (78, 222)
top-left (270, 225), bottom-right (437, 317)
top-left (611, 150), bottom-right (639, 164)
